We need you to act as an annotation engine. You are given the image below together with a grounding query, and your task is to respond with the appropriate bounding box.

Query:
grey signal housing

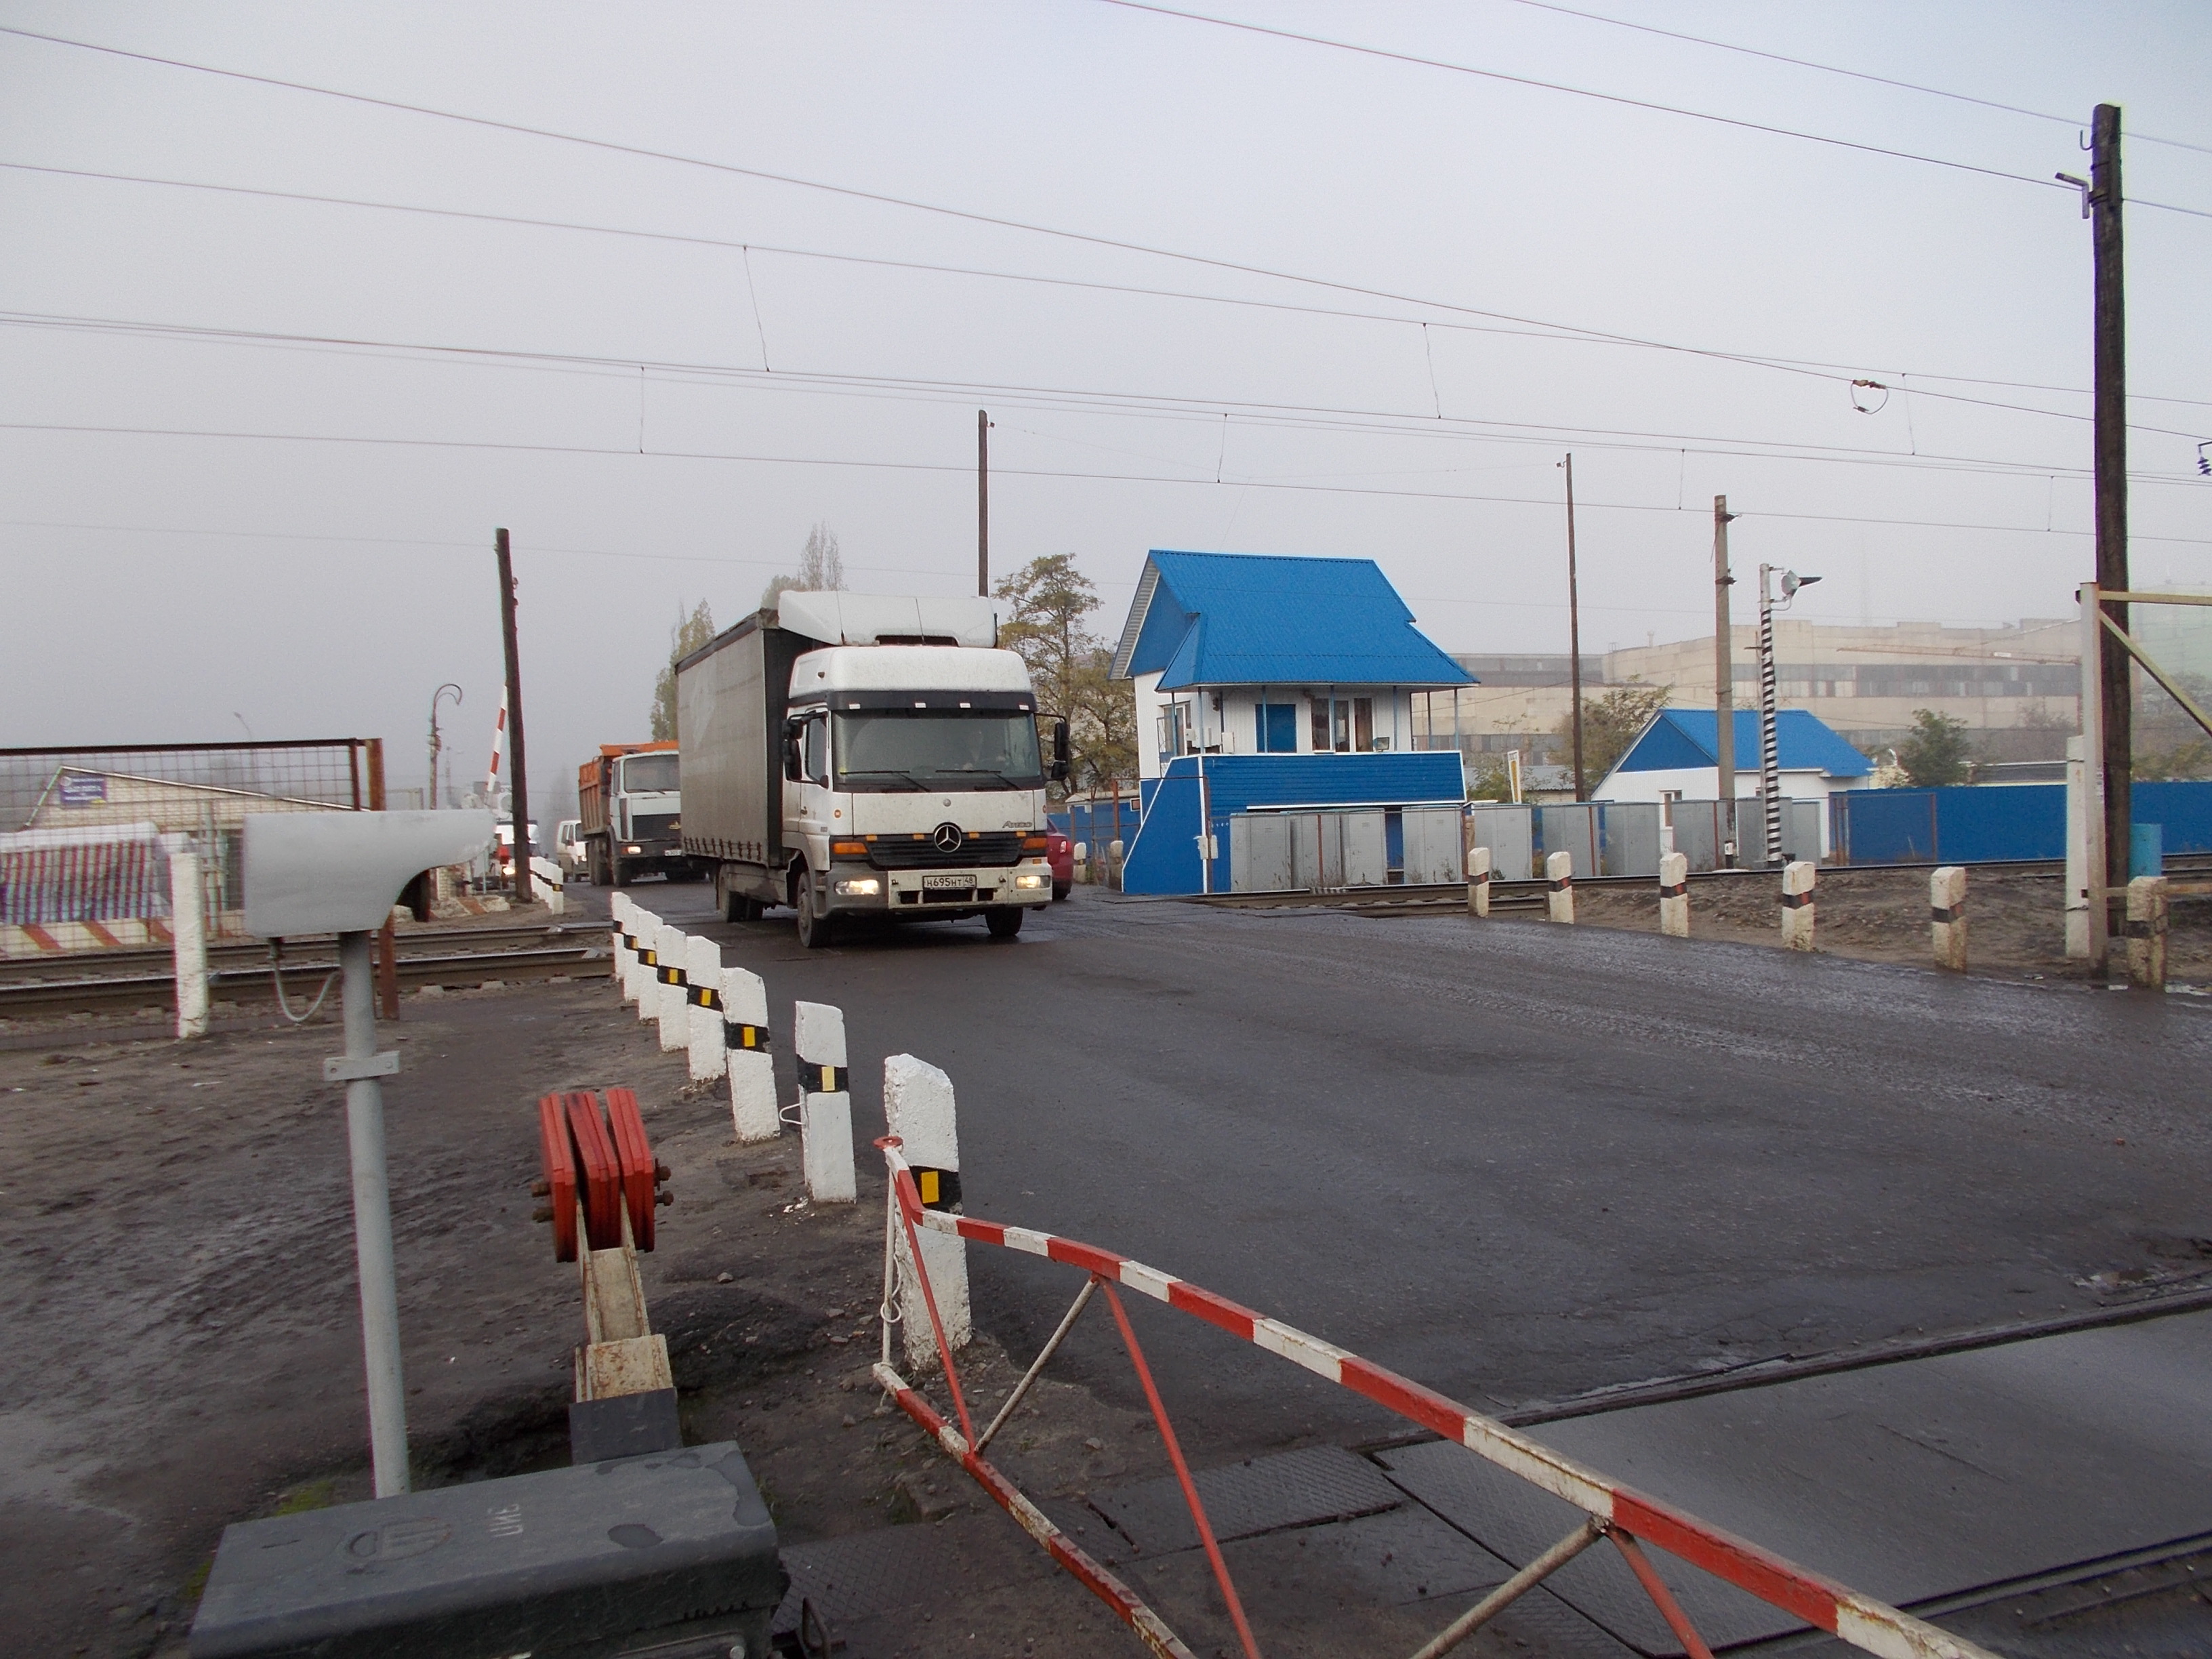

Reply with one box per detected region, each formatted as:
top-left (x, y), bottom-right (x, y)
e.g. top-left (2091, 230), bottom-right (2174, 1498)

top-left (243, 810), bottom-right (495, 939)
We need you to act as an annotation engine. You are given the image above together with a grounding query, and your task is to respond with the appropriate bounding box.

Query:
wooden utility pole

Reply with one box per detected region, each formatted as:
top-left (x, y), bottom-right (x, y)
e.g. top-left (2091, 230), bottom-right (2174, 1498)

top-left (977, 410), bottom-right (990, 598)
top-left (495, 527), bottom-right (532, 903)
top-left (1563, 453), bottom-right (1585, 800)
top-left (2089, 104), bottom-right (2131, 914)
top-left (1713, 495), bottom-right (1738, 863)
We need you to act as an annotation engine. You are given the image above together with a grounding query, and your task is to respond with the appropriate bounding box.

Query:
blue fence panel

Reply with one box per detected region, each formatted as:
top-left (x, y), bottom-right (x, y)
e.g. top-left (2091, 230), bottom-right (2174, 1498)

top-left (1830, 780), bottom-right (2212, 865)
top-left (2133, 781), bottom-right (2212, 857)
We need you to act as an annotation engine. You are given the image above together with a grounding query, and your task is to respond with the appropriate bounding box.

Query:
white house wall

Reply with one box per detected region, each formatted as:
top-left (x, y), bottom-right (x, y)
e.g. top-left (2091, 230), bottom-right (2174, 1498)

top-left (1138, 682), bottom-right (1417, 778)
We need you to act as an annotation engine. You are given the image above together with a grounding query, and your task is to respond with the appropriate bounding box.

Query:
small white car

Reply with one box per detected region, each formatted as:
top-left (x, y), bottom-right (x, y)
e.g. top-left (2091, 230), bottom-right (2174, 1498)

top-left (556, 819), bottom-right (588, 882)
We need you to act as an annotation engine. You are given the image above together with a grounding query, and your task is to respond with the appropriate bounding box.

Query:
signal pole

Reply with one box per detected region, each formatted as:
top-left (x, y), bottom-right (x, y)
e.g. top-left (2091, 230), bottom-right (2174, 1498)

top-left (1563, 453), bottom-right (1585, 800)
top-left (495, 527), bottom-right (532, 903)
top-left (1713, 496), bottom-right (1738, 864)
top-left (2089, 105), bottom-right (2131, 926)
top-left (978, 409), bottom-right (991, 598)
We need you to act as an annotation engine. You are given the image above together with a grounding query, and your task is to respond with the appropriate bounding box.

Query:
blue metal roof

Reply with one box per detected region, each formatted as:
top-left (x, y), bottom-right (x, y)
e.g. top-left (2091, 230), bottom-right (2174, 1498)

top-left (1613, 708), bottom-right (1873, 779)
top-left (1111, 550), bottom-right (1473, 691)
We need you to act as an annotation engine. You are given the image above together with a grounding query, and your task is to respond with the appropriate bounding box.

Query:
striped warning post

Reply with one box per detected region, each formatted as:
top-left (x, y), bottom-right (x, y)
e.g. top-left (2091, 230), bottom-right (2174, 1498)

top-left (882, 1142), bottom-right (2001, 1659)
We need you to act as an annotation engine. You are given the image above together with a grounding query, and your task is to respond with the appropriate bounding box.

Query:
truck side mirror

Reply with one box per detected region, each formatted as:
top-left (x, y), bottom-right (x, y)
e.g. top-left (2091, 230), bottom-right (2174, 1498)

top-left (1050, 717), bottom-right (1071, 782)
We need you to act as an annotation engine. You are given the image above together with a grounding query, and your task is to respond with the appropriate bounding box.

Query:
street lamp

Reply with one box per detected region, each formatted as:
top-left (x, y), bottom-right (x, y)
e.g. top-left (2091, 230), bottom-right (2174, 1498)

top-left (1757, 566), bottom-right (1820, 867)
top-left (428, 684), bottom-right (463, 811)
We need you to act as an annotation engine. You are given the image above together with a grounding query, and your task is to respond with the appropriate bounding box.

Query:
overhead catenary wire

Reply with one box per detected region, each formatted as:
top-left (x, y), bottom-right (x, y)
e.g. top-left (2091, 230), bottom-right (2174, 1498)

top-left (1498, 0), bottom-right (2212, 157)
top-left (9, 158), bottom-right (2212, 428)
top-left (2, 417), bottom-right (2205, 548)
top-left (1096, 0), bottom-right (2212, 220)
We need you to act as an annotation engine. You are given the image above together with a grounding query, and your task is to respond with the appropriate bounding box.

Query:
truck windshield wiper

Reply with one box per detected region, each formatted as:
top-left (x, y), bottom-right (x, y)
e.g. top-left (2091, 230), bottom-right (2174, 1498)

top-left (838, 769), bottom-right (928, 792)
top-left (930, 769), bottom-right (1036, 791)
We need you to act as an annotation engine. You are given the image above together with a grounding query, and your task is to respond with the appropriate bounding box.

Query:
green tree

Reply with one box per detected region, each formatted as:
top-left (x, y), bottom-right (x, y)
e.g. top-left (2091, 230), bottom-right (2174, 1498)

top-left (649, 599), bottom-right (716, 741)
top-left (760, 521), bottom-right (845, 608)
top-left (993, 555), bottom-right (1134, 794)
top-left (1467, 757), bottom-right (1515, 801)
top-left (1554, 682), bottom-right (1670, 787)
top-left (1896, 708), bottom-right (1971, 786)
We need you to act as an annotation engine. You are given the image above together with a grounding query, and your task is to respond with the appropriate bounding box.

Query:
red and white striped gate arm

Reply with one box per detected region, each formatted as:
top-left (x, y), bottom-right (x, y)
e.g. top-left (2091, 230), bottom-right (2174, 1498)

top-left (884, 1145), bottom-right (1997, 1659)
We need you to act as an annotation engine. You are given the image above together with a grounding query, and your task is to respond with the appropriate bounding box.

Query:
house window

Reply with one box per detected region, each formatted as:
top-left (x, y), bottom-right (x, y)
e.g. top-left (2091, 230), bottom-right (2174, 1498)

top-left (1157, 704), bottom-right (1189, 758)
top-left (1309, 695), bottom-right (1376, 753)
top-left (1256, 703), bottom-right (1297, 753)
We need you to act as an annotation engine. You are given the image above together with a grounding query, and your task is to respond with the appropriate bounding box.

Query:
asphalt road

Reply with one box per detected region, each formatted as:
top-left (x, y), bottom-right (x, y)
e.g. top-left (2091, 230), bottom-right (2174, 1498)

top-left (596, 877), bottom-right (2212, 1464)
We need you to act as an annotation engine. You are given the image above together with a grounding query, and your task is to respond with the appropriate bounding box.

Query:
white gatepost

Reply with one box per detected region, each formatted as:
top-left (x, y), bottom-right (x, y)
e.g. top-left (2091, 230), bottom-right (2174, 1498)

top-left (611, 893), bottom-right (636, 1004)
top-left (684, 935), bottom-right (726, 1082)
top-left (1658, 850), bottom-right (1689, 939)
top-left (168, 838), bottom-right (209, 1039)
top-left (2064, 735), bottom-right (2092, 959)
top-left (793, 1001), bottom-right (857, 1203)
top-left (630, 907), bottom-right (660, 1019)
top-left (1781, 861), bottom-right (1817, 951)
top-left (2127, 876), bottom-right (2169, 990)
top-left (884, 1054), bottom-right (971, 1369)
top-left (654, 920), bottom-right (690, 1052)
top-left (1931, 866), bottom-right (1968, 971)
top-left (529, 856), bottom-right (566, 916)
top-left (1545, 849), bottom-right (1574, 924)
top-left (722, 966), bottom-right (778, 1143)
top-left (1467, 845), bottom-right (1492, 918)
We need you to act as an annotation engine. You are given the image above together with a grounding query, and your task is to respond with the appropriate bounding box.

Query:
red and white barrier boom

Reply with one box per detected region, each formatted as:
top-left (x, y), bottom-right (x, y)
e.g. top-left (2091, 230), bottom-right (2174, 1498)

top-left (871, 1136), bottom-right (1998, 1659)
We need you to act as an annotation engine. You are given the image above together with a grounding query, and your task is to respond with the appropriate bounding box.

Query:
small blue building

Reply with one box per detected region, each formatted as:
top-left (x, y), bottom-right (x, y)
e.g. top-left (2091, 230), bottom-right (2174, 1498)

top-left (1109, 550), bottom-right (1473, 893)
top-left (1593, 707), bottom-right (1873, 855)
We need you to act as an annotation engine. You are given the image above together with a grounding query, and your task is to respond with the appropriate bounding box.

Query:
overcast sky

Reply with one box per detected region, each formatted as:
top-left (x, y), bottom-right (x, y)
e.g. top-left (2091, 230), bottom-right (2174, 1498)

top-left (3, 1), bottom-right (2209, 813)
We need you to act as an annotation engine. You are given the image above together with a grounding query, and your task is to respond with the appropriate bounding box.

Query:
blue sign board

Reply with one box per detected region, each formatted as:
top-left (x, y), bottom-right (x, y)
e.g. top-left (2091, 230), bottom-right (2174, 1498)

top-left (58, 774), bottom-right (108, 807)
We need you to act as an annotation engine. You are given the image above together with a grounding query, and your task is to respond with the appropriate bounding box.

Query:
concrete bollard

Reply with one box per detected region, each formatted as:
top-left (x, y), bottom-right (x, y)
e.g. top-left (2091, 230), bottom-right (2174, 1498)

top-left (1658, 851), bottom-right (1689, 939)
top-left (628, 906), bottom-right (659, 1017)
top-left (1545, 850), bottom-right (1574, 924)
top-left (530, 856), bottom-right (566, 916)
top-left (169, 839), bottom-right (209, 1039)
top-left (793, 1001), bottom-right (857, 1203)
top-left (684, 935), bottom-right (726, 1082)
top-left (722, 966), bottom-right (779, 1143)
top-left (1467, 845), bottom-right (1492, 918)
top-left (1108, 838), bottom-right (1125, 891)
top-left (884, 1054), bottom-right (971, 1368)
top-left (1931, 866), bottom-right (1968, 972)
top-left (1781, 861), bottom-right (1816, 951)
top-left (655, 921), bottom-right (690, 1052)
top-left (2127, 875), bottom-right (2169, 989)
top-left (611, 893), bottom-right (635, 1004)
top-left (1073, 841), bottom-right (1089, 884)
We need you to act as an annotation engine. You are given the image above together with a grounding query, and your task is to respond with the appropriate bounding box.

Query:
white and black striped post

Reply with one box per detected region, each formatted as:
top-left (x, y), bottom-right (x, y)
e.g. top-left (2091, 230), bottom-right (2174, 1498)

top-left (1658, 850), bottom-right (1689, 939)
top-left (654, 920), bottom-right (690, 1052)
top-left (2127, 875), bottom-right (2169, 990)
top-left (884, 1054), bottom-right (970, 1369)
top-left (1781, 860), bottom-right (1816, 951)
top-left (1931, 867), bottom-right (1968, 971)
top-left (630, 907), bottom-right (661, 1021)
top-left (684, 934), bottom-right (726, 1082)
top-left (611, 893), bottom-right (636, 1004)
top-left (1759, 565), bottom-right (1783, 868)
top-left (722, 966), bottom-right (778, 1143)
top-left (1545, 849), bottom-right (1574, 924)
top-left (793, 1001), bottom-right (856, 1203)
top-left (1467, 844), bottom-right (1492, 918)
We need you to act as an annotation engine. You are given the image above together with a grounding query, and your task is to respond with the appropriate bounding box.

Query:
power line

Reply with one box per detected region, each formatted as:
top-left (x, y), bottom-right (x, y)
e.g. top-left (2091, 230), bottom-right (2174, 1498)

top-left (1096, 2), bottom-right (2212, 222)
top-left (1, 417), bottom-right (2205, 546)
top-left (1499, 0), bottom-right (2212, 157)
top-left (13, 157), bottom-right (2212, 430)
top-left (9, 304), bottom-right (2188, 485)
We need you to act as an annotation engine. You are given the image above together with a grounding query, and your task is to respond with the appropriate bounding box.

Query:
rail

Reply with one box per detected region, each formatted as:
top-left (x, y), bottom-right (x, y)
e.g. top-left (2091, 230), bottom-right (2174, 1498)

top-left (870, 1136), bottom-right (1999, 1659)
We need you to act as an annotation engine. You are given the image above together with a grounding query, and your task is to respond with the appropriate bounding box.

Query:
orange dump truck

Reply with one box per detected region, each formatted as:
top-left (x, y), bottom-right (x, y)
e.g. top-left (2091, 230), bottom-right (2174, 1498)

top-left (577, 741), bottom-right (697, 887)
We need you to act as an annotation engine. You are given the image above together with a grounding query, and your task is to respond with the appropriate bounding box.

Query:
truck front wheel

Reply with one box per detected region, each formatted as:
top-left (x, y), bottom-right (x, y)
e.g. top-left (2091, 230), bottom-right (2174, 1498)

top-left (795, 874), bottom-right (835, 949)
top-left (985, 906), bottom-right (1023, 940)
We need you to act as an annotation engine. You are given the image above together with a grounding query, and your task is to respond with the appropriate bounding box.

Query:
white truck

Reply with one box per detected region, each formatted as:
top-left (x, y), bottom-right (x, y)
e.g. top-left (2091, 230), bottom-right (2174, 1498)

top-left (676, 591), bottom-right (1069, 946)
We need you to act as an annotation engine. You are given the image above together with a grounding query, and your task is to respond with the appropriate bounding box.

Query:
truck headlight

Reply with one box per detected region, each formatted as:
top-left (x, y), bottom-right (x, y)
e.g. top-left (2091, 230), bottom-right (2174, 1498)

top-left (625, 845), bottom-right (642, 855)
top-left (1013, 872), bottom-right (1048, 889)
top-left (835, 878), bottom-right (882, 897)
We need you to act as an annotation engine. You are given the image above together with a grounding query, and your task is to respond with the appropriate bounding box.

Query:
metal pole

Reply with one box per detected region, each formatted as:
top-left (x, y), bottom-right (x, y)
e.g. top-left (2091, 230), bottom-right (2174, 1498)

top-left (2089, 105), bottom-right (2131, 928)
top-left (1759, 566), bottom-right (1782, 867)
top-left (495, 528), bottom-right (533, 903)
top-left (1565, 453), bottom-right (1585, 800)
top-left (1713, 497), bottom-right (1737, 864)
top-left (977, 410), bottom-right (989, 598)
top-left (340, 930), bottom-right (409, 1496)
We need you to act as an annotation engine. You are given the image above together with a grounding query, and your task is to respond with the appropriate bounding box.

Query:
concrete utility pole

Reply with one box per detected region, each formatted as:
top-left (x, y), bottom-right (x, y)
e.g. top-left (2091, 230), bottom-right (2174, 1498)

top-left (2089, 105), bottom-right (2131, 922)
top-left (495, 527), bottom-right (532, 903)
top-left (1713, 496), bottom-right (1738, 864)
top-left (1563, 453), bottom-right (1586, 800)
top-left (977, 410), bottom-right (991, 598)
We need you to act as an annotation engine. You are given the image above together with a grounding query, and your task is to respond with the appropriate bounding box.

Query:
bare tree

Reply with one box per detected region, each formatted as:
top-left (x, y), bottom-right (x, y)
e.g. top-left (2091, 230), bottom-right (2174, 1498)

top-left (650, 599), bottom-right (716, 741)
top-left (761, 522), bottom-right (845, 608)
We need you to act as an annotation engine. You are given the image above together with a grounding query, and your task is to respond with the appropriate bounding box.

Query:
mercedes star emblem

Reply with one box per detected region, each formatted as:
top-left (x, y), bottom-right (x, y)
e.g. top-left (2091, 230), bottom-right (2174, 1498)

top-left (931, 822), bottom-right (965, 853)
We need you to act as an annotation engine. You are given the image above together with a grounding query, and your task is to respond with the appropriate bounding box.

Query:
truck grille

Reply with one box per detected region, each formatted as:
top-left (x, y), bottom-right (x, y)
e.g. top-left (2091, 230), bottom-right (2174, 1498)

top-left (867, 831), bottom-right (1025, 870)
top-left (632, 813), bottom-right (678, 840)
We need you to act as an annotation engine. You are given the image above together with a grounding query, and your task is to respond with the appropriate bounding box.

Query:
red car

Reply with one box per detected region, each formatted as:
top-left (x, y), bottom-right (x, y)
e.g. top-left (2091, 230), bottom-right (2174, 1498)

top-left (1046, 831), bottom-right (1073, 900)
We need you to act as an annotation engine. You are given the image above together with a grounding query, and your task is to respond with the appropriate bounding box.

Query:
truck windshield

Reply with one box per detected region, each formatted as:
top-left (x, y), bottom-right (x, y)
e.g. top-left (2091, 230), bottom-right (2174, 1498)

top-left (834, 710), bottom-right (1043, 792)
top-left (622, 754), bottom-right (679, 792)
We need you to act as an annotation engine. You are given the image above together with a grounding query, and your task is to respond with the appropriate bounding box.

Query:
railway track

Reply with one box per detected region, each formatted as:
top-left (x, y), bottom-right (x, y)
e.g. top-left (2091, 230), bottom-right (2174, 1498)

top-left (0, 922), bottom-right (610, 1015)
